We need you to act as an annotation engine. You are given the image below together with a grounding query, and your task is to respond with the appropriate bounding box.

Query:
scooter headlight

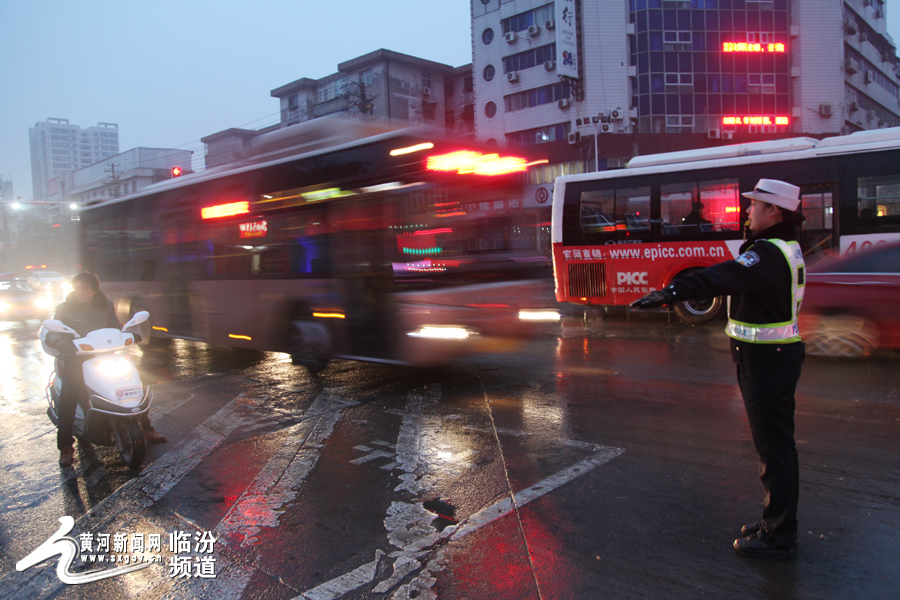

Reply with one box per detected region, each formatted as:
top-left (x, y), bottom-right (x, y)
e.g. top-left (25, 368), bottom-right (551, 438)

top-left (34, 297), bottom-right (51, 310)
top-left (96, 357), bottom-right (131, 377)
top-left (0, 301), bottom-right (8, 312)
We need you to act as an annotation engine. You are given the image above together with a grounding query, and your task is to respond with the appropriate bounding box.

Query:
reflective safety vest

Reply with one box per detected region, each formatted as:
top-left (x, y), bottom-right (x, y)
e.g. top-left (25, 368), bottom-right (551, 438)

top-left (725, 239), bottom-right (805, 344)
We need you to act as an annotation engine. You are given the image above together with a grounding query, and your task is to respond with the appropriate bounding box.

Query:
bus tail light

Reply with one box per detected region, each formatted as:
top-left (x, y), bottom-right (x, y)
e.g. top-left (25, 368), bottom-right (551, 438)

top-left (426, 151), bottom-right (530, 176)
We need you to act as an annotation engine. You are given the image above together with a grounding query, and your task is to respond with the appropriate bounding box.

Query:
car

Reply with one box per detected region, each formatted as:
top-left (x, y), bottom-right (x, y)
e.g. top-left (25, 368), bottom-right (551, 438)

top-left (26, 270), bottom-right (72, 298)
top-left (799, 242), bottom-right (900, 358)
top-left (0, 279), bottom-right (52, 321)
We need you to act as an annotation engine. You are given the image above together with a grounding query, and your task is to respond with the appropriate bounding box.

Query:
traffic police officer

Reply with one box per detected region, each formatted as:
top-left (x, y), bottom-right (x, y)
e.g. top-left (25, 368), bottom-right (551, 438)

top-left (632, 179), bottom-right (806, 559)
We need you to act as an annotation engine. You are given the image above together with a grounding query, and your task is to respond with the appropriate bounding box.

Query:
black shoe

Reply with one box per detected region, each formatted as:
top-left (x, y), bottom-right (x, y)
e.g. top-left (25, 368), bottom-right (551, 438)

top-left (733, 531), bottom-right (795, 560)
top-left (740, 521), bottom-right (762, 538)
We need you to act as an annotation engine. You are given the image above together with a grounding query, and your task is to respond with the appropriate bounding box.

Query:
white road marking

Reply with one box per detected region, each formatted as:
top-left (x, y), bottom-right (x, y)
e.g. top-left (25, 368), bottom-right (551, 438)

top-left (294, 550), bottom-right (383, 600)
top-left (350, 450), bottom-right (395, 464)
top-left (215, 394), bottom-right (356, 548)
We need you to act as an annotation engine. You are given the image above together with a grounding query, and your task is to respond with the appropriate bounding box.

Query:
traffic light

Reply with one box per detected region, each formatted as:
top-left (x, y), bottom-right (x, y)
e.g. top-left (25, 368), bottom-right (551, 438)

top-left (171, 166), bottom-right (183, 177)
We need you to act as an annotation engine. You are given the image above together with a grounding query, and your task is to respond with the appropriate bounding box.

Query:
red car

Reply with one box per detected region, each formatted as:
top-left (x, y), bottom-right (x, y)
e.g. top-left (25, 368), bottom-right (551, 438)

top-left (799, 242), bottom-right (900, 358)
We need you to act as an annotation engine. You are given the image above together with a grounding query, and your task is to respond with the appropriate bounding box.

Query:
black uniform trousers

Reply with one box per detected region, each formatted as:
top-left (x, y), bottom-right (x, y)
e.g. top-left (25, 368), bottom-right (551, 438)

top-left (732, 339), bottom-right (805, 546)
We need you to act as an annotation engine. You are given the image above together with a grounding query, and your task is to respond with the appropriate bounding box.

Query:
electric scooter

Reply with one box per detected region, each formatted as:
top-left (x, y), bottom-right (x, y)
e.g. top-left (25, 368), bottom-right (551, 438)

top-left (39, 311), bottom-right (153, 468)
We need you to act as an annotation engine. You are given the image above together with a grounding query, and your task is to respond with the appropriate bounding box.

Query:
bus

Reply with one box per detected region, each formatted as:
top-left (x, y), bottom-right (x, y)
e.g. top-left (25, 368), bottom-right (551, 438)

top-left (551, 127), bottom-right (900, 324)
top-left (80, 118), bottom-right (556, 371)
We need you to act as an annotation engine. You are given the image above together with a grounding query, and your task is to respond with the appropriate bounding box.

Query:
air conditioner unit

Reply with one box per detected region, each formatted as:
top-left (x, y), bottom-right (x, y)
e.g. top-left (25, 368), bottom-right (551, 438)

top-left (860, 32), bottom-right (868, 43)
top-left (708, 128), bottom-right (721, 139)
top-left (527, 24), bottom-right (541, 36)
top-left (845, 58), bottom-right (860, 73)
top-left (849, 101), bottom-right (859, 113)
top-left (599, 123), bottom-right (614, 133)
top-left (843, 18), bottom-right (857, 34)
top-left (545, 19), bottom-right (556, 30)
top-left (867, 109), bottom-right (876, 121)
top-left (544, 60), bottom-right (556, 71)
top-left (819, 104), bottom-right (833, 117)
top-left (422, 87), bottom-right (432, 97)
top-left (567, 132), bottom-right (581, 145)
top-left (609, 108), bottom-right (624, 121)
top-left (722, 131), bottom-right (734, 140)
top-left (865, 71), bottom-right (874, 84)
top-left (558, 98), bottom-right (570, 109)
top-left (507, 71), bottom-right (519, 82)
top-left (575, 118), bottom-right (583, 126)
top-left (505, 31), bottom-right (516, 43)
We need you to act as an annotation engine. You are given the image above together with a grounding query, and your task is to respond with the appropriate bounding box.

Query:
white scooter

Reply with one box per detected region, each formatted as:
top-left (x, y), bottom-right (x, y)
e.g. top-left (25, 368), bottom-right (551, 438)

top-left (40, 311), bottom-right (153, 468)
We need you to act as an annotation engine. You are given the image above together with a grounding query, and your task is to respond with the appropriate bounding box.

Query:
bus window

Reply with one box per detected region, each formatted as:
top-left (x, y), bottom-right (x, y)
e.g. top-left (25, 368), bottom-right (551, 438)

top-left (699, 179), bottom-right (741, 232)
top-left (579, 186), bottom-right (650, 240)
top-left (580, 189), bottom-right (616, 237)
top-left (858, 174), bottom-right (900, 220)
top-left (661, 182), bottom-right (698, 235)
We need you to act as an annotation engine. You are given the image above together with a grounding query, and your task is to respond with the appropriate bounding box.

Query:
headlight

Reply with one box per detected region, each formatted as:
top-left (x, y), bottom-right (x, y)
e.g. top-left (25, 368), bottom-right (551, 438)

top-left (518, 309), bottom-right (561, 322)
top-left (62, 282), bottom-right (73, 293)
top-left (96, 358), bottom-right (131, 377)
top-left (0, 302), bottom-right (8, 312)
top-left (407, 325), bottom-right (472, 340)
top-left (34, 297), bottom-right (51, 309)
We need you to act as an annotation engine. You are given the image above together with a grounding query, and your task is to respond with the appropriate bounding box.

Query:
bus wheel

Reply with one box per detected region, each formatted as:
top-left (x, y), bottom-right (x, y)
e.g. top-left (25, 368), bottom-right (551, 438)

top-left (806, 315), bottom-right (877, 359)
top-left (288, 318), bottom-right (333, 375)
top-left (673, 296), bottom-right (725, 325)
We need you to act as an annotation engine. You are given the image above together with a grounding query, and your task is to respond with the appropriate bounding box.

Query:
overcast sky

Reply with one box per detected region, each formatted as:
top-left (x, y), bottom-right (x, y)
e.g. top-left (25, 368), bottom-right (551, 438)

top-left (0, 1), bottom-right (473, 200)
top-left (2, 2), bottom-right (900, 201)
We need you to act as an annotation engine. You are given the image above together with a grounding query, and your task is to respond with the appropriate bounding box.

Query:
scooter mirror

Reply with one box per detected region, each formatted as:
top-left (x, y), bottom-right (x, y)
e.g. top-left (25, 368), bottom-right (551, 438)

top-left (123, 311), bottom-right (150, 330)
top-left (41, 319), bottom-right (78, 336)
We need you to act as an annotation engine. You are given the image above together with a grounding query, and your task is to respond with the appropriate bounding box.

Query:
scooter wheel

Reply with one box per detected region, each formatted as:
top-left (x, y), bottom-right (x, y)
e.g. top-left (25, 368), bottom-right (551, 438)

top-left (113, 420), bottom-right (146, 469)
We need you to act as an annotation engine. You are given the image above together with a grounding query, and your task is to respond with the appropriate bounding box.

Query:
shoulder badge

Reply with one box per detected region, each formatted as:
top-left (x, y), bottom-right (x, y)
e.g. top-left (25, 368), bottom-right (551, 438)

top-left (735, 251), bottom-right (760, 267)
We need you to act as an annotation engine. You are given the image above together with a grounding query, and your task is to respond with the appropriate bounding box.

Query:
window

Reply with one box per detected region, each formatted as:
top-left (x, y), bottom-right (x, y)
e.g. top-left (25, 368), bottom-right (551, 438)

top-left (661, 179), bottom-right (740, 236)
top-left (663, 31), bottom-right (692, 51)
top-left (858, 174), bottom-right (900, 219)
top-left (464, 76), bottom-right (474, 93)
top-left (501, 3), bottom-right (554, 34)
top-left (485, 102), bottom-right (497, 118)
top-left (503, 43), bottom-right (556, 73)
top-left (483, 64), bottom-right (496, 82)
top-left (482, 28), bottom-right (494, 45)
top-left (507, 123), bottom-right (570, 147)
top-left (579, 187), bottom-right (651, 239)
top-left (665, 73), bottom-right (693, 87)
top-left (504, 82), bottom-right (570, 112)
top-left (422, 74), bottom-right (432, 89)
top-left (665, 115), bottom-right (694, 133)
top-left (359, 69), bottom-right (373, 86)
top-left (748, 74), bottom-right (776, 94)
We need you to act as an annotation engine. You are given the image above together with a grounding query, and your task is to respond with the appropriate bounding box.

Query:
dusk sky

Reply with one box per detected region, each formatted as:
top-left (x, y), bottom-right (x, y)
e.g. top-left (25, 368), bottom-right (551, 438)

top-left (2, 2), bottom-right (900, 201)
top-left (0, 1), bottom-right (473, 200)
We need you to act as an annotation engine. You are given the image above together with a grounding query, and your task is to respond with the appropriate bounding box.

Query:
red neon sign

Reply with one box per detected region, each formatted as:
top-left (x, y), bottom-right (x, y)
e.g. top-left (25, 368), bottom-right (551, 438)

top-left (239, 220), bottom-right (267, 238)
top-left (723, 116), bottom-right (789, 126)
top-left (201, 201), bottom-right (250, 219)
top-left (723, 42), bottom-right (785, 53)
top-left (426, 151), bottom-right (530, 176)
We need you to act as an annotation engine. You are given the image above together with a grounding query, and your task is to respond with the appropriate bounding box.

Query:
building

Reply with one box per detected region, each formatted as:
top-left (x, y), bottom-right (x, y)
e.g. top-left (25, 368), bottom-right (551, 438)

top-left (67, 147), bottom-right (193, 205)
top-left (471, 0), bottom-right (900, 161)
top-left (204, 49), bottom-right (475, 168)
top-left (29, 118), bottom-right (119, 200)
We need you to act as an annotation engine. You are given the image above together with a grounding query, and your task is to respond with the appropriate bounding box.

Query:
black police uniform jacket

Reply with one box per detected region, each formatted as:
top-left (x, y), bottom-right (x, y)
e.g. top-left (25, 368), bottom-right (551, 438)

top-left (664, 221), bottom-right (798, 329)
top-left (45, 291), bottom-right (122, 358)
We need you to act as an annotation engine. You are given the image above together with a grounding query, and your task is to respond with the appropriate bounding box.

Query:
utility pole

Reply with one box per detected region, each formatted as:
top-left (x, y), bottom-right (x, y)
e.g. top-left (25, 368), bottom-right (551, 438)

top-left (105, 163), bottom-right (120, 197)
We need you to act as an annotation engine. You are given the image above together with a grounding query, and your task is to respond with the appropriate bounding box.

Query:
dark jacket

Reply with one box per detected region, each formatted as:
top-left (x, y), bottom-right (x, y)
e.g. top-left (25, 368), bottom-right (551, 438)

top-left (665, 221), bottom-right (798, 327)
top-left (45, 291), bottom-right (122, 355)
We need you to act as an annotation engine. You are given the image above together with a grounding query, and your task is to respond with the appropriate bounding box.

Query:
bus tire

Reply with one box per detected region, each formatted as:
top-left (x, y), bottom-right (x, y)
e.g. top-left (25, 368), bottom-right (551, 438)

top-left (288, 317), bottom-right (333, 375)
top-left (673, 296), bottom-right (726, 325)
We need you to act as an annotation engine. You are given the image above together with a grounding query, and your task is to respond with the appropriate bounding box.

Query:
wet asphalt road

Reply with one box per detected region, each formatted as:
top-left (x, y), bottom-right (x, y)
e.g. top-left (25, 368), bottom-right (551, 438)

top-left (0, 312), bottom-right (898, 599)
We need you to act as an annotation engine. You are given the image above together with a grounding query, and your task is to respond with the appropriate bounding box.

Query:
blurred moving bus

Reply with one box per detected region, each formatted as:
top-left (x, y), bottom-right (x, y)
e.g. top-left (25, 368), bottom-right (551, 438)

top-left (80, 119), bottom-right (554, 370)
top-left (552, 127), bottom-right (900, 324)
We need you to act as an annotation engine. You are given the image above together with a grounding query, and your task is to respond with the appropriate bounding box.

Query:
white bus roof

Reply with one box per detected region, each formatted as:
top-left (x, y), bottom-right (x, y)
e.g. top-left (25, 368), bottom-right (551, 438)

top-left (570, 126), bottom-right (900, 181)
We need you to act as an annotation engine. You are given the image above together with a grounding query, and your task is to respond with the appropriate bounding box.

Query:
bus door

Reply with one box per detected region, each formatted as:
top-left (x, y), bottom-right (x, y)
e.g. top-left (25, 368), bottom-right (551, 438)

top-left (329, 196), bottom-right (397, 359)
top-left (159, 209), bottom-right (199, 338)
top-left (578, 185), bottom-right (653, 306)
top-left (799, 183), bottom-right (838, 267)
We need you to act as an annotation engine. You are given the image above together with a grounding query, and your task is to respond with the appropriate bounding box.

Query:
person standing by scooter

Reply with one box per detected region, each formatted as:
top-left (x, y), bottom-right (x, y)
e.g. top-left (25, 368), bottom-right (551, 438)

top-left (631, 179), bottom-right (806, 559)
top-left (44, 272), bottom-right (167, 467)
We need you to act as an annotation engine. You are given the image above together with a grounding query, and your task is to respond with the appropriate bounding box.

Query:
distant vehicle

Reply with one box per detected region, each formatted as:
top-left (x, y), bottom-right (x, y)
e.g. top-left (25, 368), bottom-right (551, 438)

top-left (0, 279), bottom-right (51, 320)
top-left (552, 127), bottom-right (900, 324)
top-left (800, 242), bottom-right (900, 358)
top-left (0, 271), bottom-right (15, 279)
top-left (26, 271), bottom-right (71, 297)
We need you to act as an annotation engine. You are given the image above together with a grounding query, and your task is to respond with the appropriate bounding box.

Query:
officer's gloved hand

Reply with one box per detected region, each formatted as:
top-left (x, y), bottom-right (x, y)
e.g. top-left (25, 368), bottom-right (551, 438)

top-left (630, 289), bottom-right (674, 309)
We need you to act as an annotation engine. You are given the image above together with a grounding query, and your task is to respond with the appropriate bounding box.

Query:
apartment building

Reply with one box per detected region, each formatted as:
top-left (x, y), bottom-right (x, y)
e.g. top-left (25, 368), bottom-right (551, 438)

top-left (29, 118), bottom-right (119, 200)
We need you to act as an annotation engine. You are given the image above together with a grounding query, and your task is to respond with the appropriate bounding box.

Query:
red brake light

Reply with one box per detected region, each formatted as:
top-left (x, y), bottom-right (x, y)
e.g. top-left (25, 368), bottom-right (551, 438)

top-left (426, 151), bottom-right (530, 176)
